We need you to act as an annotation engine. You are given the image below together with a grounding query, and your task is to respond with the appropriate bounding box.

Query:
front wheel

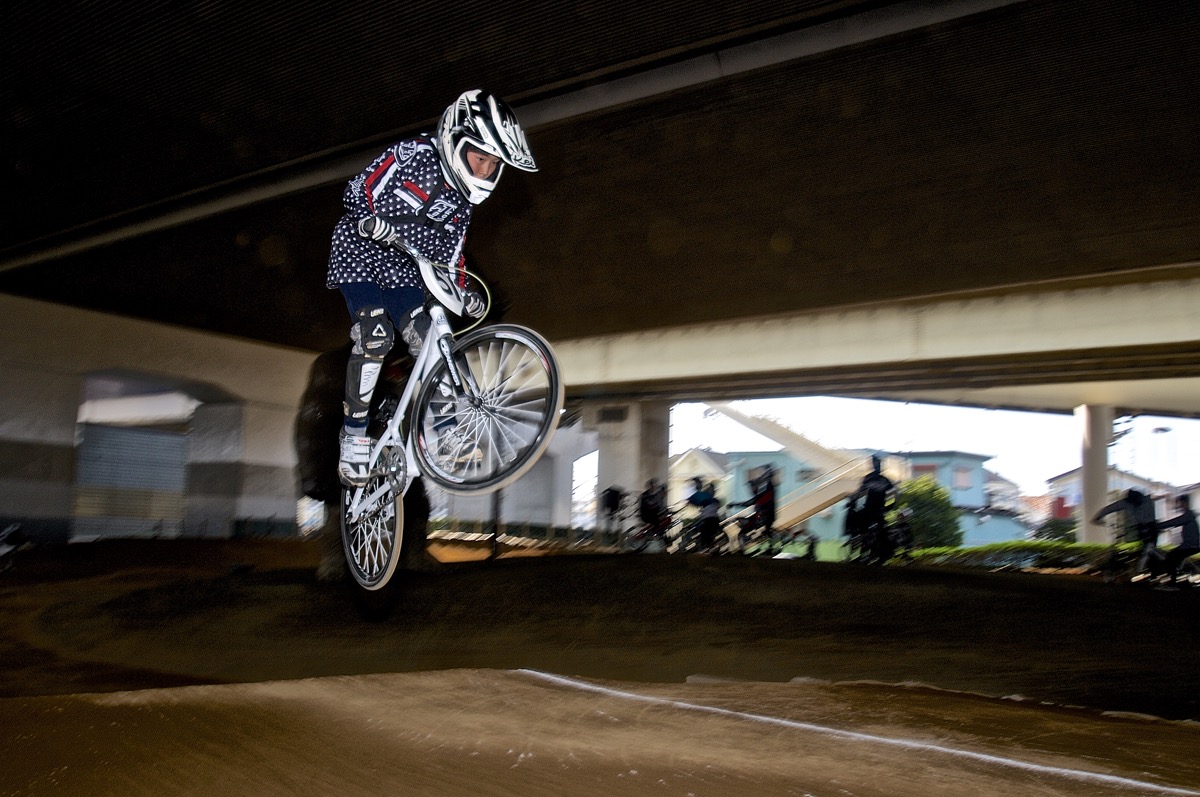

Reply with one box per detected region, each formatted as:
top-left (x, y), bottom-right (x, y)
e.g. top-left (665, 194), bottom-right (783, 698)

top-left (412, 324), bottom-right (564, 494)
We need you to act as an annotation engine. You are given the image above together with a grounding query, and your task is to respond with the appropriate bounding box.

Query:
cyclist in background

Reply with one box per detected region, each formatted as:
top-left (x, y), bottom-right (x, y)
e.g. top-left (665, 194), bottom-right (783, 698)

top-left (686, 477), bottom-right (723, 552)
top-left (1093, 488), bottom-right (1160, 545)
top-left (638, 479), bottom-right (671, 539)
top-left (1093, 488), bottom-right (1162, 581)
top-left (1157, 494), bottom-right (1199, 589)
top-left (853, 455), bottom-right (895, 536)
top-left (326, 90), bottom-right (537, 487)
top-left (730, 466), bottom-right (778, 551)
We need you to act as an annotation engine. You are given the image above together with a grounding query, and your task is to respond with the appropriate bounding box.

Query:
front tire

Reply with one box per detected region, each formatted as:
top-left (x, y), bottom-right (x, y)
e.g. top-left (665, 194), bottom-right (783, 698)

top-left (412, 324), bottom-right (564, 494)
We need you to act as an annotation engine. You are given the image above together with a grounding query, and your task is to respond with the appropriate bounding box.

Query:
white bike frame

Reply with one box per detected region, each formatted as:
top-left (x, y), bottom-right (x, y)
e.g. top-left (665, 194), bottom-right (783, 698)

top-left (344, 245), bottom-right (481, 524)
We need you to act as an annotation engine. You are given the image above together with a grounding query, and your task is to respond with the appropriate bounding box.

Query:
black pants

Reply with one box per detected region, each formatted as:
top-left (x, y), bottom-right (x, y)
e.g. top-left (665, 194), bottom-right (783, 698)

top-left (1164, 547), bottom-right (1199, 583)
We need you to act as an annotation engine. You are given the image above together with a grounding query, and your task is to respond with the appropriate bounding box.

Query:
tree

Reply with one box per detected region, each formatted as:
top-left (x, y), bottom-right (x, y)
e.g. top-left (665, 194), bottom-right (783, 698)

top-left (1031, 517), bottom-right (1077, 543)
top-left (893, 476), bottom-right (962, 549)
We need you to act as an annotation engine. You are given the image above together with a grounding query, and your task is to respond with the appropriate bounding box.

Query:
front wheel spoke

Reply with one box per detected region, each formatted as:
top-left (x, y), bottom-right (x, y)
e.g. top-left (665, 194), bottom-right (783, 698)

top-left (414, 326), bottom-right (561, 493)
top-left (477, 356), bottom-right (539, 400)
top-left (487, 415), bottom-right (529, 460)
top-left (487, 402), bottom-right (546, 428)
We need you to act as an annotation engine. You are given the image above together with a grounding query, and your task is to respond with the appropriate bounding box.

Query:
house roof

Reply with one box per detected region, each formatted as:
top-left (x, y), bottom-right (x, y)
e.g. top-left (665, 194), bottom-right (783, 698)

top-left (905, 451), bottom-right (994, 462)
top-left (1045, 465), bottom-right (1176, 490)
top-left (983, 469), bottom-right (1018, 489)
top-left (670, 448), bottom-right (731, 473)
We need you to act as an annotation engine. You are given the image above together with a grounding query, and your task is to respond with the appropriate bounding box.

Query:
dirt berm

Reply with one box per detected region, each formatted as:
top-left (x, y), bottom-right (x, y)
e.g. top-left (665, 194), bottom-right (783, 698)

top-left (2, 538), bottom-right (1197, 720)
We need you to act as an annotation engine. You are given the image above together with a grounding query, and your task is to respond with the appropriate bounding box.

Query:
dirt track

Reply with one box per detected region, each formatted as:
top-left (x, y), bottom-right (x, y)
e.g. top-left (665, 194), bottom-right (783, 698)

top-left (1, 539), bottom-right (1198, 796)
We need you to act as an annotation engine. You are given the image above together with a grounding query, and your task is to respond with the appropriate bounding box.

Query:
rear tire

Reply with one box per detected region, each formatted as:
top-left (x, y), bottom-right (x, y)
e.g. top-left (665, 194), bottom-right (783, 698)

top-left (341, 478), bottom-right (430, 621)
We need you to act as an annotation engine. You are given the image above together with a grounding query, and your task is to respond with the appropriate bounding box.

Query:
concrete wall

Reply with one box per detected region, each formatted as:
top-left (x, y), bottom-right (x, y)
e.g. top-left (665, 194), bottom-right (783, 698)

top-left (0, 354), bottom-right (79, 541)
top-left (0, 293), bottom-right (314, 541)
top-left (436, 421), bottom-right (597, 528)
top-left (583, 401), bottom-right (671, 503)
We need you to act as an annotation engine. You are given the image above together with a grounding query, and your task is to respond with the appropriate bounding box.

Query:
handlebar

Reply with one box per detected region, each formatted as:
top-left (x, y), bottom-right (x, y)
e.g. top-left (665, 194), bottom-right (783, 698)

top-left (358, 216), bottom-right (491, 330)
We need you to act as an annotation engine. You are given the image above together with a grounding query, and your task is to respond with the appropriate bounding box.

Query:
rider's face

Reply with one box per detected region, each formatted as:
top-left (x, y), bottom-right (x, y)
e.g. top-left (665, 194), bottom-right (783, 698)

top-left (465, 146), bottom-right (500, 180)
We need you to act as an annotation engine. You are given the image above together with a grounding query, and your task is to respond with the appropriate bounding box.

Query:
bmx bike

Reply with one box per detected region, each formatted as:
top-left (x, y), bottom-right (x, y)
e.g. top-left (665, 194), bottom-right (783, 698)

top-left (340, 241), bottom-right (564, 599)
top-left (622, 512), bottom-right (673, 554)
top-left (1099, 523), bottom-right (1200, 588)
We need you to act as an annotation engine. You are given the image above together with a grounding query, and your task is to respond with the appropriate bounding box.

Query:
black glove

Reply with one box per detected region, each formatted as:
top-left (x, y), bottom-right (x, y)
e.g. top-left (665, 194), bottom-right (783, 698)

top-left (357, 216), bottom-right (400, 246)
top-left (463, 290), bottom-right (486, 318)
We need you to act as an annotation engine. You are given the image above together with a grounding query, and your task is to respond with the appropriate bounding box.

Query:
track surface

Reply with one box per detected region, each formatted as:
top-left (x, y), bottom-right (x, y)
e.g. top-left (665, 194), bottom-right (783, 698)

top-left (1, 540), bottom-right (1198, 796)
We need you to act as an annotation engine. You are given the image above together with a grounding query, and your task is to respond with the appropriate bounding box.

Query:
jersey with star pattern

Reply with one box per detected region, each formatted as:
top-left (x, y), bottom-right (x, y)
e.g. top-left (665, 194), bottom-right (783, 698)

top-left (326, 137), bottom-right (474, 290)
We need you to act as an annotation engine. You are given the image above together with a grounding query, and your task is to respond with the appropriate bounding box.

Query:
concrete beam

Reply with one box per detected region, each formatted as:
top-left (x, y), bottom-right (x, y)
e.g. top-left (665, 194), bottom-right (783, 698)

top-left (0, 294), bottom-right (313, 413)
top-left (553, 274), bottom-right (1200, 403)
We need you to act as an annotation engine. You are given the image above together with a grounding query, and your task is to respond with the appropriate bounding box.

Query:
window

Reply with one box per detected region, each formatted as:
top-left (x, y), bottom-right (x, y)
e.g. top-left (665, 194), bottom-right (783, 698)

top-left (953, 466), bottom-right (973, 490)
top-left (912, 464), bottom-right (938, 480)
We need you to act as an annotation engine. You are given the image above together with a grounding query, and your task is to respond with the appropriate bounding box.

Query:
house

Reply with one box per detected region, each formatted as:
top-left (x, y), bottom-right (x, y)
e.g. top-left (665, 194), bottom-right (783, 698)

top-left (669, 405), bottom-right (1034, 550)
top-left (1046, 466), bottom-right (1174, 520)
top-left (1046, 466), bottom-right (1193, 544)
top-left (905, 451), bottom-right (1031, 546)
top-left (1018, 494), bottom-right (1056, 528)
top-left (984, 469), bottom-right (1023, 515)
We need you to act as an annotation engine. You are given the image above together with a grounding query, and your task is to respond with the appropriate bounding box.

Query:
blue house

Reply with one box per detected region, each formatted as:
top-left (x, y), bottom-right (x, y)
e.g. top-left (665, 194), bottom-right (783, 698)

top-left (724, 450), bottom-right (814, 505)
top-left (907, 451), bottom-right (1030, 546)
top-left (723, 449), bottom-right (885, 544)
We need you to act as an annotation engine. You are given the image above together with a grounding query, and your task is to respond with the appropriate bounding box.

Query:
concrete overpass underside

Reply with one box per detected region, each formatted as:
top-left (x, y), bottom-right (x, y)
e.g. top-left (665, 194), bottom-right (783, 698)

top-left (556, 269), bottom-right (1200, 416)
top-left (3, 0), bottom-right (1198, 365)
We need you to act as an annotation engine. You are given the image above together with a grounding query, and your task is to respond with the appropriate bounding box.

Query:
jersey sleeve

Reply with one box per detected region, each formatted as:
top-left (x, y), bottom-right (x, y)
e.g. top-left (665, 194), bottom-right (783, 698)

top-left (344, 142), bottom-right (442, 217)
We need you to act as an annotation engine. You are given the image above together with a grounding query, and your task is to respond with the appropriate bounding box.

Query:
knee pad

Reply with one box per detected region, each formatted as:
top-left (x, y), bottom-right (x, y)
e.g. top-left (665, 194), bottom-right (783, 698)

top-left (351, 306), bottom-right (394, 361)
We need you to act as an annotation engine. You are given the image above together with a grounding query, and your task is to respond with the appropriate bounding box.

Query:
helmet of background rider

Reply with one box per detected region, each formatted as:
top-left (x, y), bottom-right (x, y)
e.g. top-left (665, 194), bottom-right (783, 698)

top-left (435, 90), bottom-right (537, 205)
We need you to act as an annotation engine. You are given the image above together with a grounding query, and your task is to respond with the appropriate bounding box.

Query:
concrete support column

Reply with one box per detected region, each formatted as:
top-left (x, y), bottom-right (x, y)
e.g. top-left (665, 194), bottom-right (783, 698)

top-left (1076, 403), bottom-right (1113, 544)
top-left (582, 400), bottom-right (671, 520)
top-left (0, 362), bottom-right (80, 543)
top-left (186, 402), bottom-right (299, 538)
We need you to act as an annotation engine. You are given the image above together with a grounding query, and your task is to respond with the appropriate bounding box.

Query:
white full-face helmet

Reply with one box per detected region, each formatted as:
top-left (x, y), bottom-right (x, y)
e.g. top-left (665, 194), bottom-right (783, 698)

top-left (435, 90), bottom-right (537, 204)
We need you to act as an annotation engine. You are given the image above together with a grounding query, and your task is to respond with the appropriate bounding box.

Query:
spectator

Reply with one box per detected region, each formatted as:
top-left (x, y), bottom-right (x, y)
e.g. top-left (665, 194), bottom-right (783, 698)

top-left (843, 494), bottom-right (866, 561)
top-left (890, 507), bottom-right (916, 563)
top-left (1094, 488), bottom-right (1163, 581)
top-left (1093, 488), bottom-right (1160, 545)
top-left (600, 485), bottom-right (625, 539)
top-left (853, 455), bottom-right (895, 536)
top-left (732, 465), bottom-right (778, 552)
top-left (686, 477), bottom-right (722, 552)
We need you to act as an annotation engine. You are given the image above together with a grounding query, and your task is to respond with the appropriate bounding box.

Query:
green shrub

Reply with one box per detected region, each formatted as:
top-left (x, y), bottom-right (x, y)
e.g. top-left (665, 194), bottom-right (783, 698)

top-left (908, 539), bottom-right (1145, 571)
top-left (894, 476), bottom-right (963, 548)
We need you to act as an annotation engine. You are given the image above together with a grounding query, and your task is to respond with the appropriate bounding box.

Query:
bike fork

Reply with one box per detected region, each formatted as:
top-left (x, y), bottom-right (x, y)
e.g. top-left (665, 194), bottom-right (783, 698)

top-left (428, 305), bottom-right (479, 403)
